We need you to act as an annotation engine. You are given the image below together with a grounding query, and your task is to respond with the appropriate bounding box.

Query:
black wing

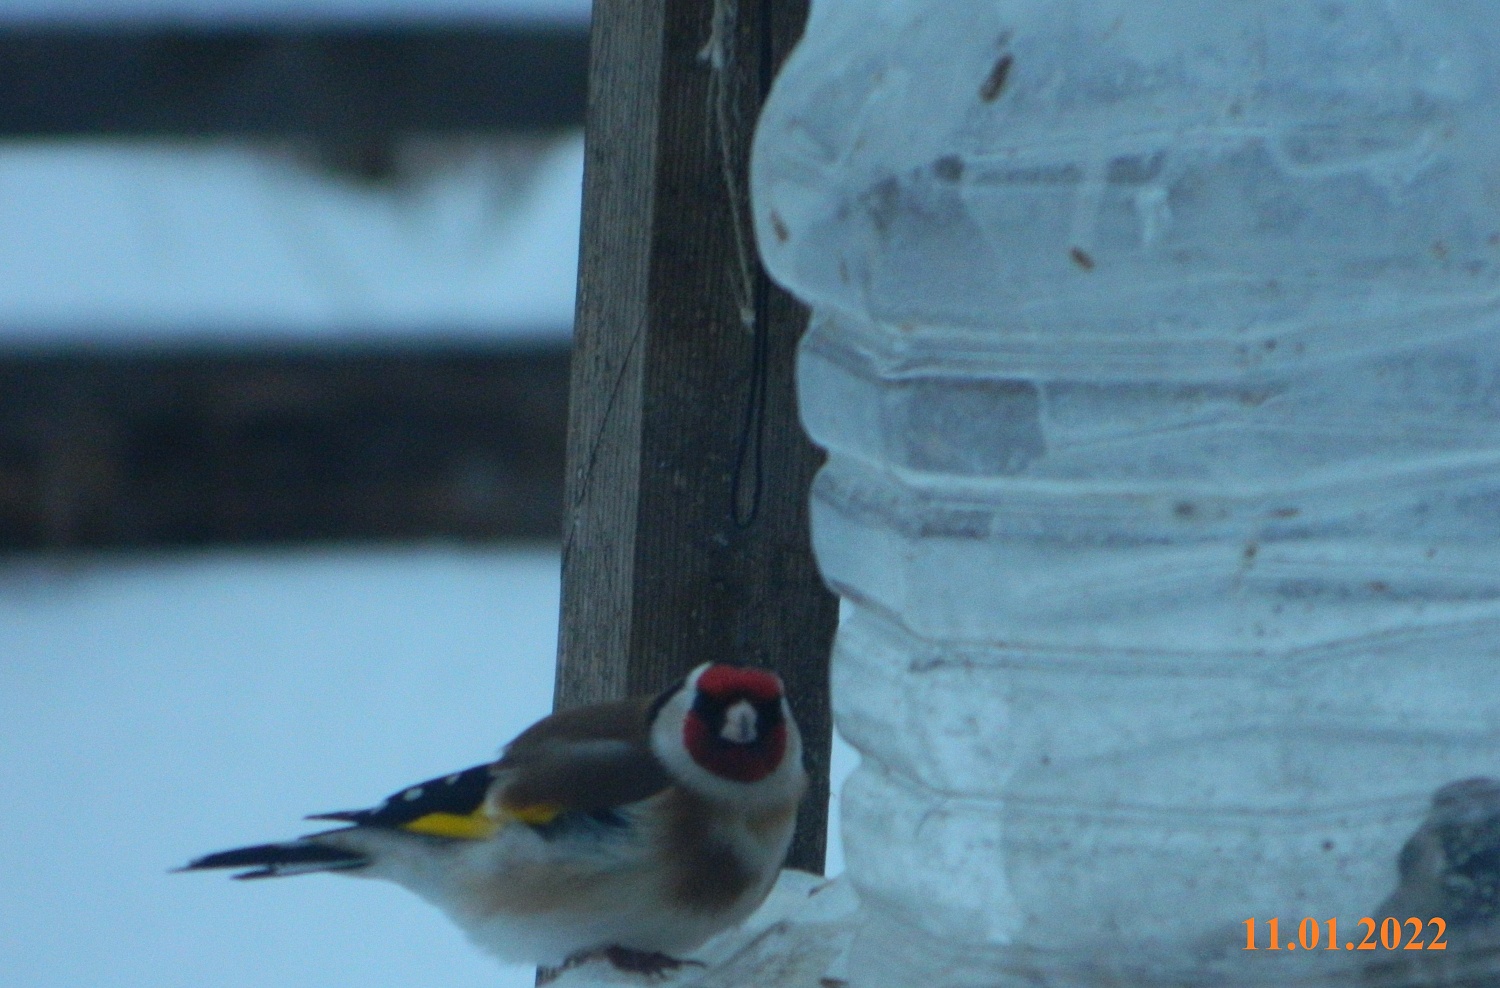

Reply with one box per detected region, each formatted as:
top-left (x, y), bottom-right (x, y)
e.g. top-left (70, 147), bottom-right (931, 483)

top-left (307, 761), bottom-right (496, 833)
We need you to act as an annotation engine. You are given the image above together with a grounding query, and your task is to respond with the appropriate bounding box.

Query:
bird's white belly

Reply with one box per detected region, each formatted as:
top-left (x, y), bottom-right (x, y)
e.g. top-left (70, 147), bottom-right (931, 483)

top-left (335, 814), bottom-right (764, 965)
top-left (457, 868), bottom-right (746, 965)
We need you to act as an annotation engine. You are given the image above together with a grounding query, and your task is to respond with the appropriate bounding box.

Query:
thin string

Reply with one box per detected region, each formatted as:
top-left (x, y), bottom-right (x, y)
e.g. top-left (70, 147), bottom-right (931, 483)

top-left (702, 0), bottom-right (772, 529)
top-left (700, 0), bottom-right (758, 335)
top-left (732, 276), bottom-right (770, 528)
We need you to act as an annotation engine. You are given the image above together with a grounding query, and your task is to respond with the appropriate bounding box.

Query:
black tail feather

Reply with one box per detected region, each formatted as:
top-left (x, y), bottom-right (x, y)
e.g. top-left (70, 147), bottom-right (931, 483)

top-left (178, 841), bottom-right (368, 880)
top-left (304, 809), bottom-right (368, 824)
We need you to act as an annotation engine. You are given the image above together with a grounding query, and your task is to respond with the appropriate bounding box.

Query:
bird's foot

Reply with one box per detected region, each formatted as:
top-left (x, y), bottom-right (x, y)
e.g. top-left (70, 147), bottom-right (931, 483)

top-left (539, 946), bottom-right (704, 983)
top-left (603, 946), bottom-right (704, 979)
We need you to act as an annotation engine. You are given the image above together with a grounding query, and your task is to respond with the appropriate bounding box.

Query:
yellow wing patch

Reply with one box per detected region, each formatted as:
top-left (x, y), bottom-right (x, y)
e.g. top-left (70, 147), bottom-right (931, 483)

top-left (505, 802), bottom-right (563, 826)
top-left (399, 810), bottom-right (500, 840)
top-left (396, 803), bottom-right (565, 837)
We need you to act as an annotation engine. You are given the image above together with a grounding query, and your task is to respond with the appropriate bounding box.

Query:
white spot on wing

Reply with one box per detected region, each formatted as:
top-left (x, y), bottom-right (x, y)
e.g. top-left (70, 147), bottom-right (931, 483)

top-left (445, 773), bottom-right (461, 785)
top-left (269, 859), bottom-right (359, 878)
top-left (403, 787), bottom-right (425, 801)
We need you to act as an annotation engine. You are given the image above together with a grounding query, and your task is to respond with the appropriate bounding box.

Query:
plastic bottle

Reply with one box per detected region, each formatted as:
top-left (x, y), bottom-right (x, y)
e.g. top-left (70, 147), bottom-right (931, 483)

top-left (753, 1), bottom-right (1500, 985)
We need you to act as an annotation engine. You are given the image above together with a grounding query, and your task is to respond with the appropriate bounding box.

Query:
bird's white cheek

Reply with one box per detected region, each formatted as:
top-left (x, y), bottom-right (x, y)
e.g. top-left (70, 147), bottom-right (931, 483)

top-left (720, 700), bottom-right (758, 744)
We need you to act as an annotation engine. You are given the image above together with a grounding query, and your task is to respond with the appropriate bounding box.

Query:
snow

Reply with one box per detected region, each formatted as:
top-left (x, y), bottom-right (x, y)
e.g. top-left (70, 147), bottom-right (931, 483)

top-left (0, 547), bottom-right (854, 988)
top-left (0, 134), bottom-right (583, 345)
top-left (0, 547), bottom-right (562, 988)
top-left (548, 871), bottom-right (860, 988)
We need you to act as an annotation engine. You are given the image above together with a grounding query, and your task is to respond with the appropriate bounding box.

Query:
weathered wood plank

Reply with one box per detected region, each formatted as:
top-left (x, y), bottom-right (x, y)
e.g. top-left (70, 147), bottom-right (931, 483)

top-left (557, 0), bottom-right (835, 873)
top-left (0, 344), bottom-right (569, 550)
top-left (0, 26), bottom-right (588, 138)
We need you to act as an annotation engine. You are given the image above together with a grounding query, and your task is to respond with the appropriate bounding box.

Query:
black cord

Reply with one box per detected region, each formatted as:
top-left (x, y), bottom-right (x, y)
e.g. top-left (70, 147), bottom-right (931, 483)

top-left (726, 1), bottom-right (788, 532)
top-left (730, 273), bottom-right (771, 529)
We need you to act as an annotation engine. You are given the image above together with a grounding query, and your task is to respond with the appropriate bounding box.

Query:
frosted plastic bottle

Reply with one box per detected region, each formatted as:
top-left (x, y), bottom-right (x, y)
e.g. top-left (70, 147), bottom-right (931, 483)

top-left (752, 1), bottom-right (1500, 985)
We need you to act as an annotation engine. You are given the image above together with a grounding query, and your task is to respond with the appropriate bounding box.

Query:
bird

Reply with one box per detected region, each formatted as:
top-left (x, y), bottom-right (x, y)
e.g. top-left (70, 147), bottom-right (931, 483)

top-left (180, 663), bottom-right (806, 980)
top-left (1363, 777), bottom-right (1500, 988)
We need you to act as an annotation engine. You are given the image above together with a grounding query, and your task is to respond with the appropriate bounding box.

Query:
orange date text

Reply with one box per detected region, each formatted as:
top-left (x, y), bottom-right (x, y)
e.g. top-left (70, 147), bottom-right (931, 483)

top-left (1244, 917), bottom-right (1447, 952)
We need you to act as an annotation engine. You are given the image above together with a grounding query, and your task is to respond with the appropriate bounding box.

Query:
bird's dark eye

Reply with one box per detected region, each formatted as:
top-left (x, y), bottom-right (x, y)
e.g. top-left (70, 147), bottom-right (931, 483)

top-left (754, 698), bottom-right (784, 732)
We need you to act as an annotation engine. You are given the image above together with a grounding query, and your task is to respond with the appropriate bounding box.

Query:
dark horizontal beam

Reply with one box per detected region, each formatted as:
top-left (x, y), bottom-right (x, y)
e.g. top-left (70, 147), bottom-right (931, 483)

top-left (0, 25), bottom-right (589, 137)
top-left (0, 342), bottom-right (569, 551)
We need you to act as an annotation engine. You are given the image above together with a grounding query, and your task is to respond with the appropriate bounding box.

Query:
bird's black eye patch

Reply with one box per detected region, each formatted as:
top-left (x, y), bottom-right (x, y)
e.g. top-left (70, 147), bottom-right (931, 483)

top-left (647, 673), bottom-right (689, 727)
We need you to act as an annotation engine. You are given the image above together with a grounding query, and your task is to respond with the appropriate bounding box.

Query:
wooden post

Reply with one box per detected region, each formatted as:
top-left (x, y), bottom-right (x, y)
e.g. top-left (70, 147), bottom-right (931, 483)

top-left (557, 0), bottom-right (836, 874)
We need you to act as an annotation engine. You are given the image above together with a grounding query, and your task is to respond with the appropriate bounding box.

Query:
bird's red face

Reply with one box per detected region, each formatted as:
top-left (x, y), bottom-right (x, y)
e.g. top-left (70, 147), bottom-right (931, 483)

top-left (682, 665), bottom-right (788, 784)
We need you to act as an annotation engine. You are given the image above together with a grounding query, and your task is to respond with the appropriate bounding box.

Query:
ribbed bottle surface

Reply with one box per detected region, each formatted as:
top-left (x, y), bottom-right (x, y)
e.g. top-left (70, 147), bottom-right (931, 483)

top-left (753, 1), bottom-right (1500, 984)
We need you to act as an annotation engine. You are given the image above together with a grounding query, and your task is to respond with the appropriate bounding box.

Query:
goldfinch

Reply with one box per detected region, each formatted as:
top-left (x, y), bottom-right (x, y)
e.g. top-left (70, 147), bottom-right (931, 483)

top-left (181, 663), bottom-right (806, 977)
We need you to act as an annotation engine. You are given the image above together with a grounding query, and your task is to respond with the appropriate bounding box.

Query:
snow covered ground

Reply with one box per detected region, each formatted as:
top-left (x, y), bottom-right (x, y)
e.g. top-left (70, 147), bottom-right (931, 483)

top-left (0, 548), bottom-right (853, 988)
top-left (0, 134), bottom-right (584, 345)
top-left (0, 548), bottom-right (563, 988)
